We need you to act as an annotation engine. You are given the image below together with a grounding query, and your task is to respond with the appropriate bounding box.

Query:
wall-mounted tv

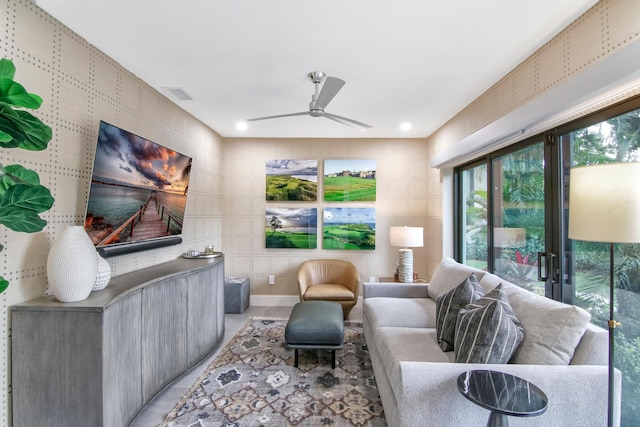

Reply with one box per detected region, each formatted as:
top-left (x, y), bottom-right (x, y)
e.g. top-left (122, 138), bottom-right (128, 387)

top-left (84, 121), bottom-right (192, 257)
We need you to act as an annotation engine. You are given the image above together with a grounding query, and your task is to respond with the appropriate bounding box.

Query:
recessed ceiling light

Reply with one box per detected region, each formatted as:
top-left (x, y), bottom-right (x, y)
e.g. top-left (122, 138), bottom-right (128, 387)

top-left (400, 122), bottom-right (412, 131)
top-left (236, 121), bottom-right (248, 131)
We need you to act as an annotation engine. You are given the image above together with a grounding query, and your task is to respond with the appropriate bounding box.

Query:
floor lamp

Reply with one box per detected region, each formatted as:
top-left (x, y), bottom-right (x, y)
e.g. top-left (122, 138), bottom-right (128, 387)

top-left (568, 162), bottom-right (640, 427)
top-left (390, 226), bottom-right (423, 282)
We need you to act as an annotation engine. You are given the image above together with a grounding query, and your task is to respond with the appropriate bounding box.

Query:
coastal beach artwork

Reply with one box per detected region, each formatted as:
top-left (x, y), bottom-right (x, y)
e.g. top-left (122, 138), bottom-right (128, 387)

top-left (266, 159), bottom-right (318, 201)
top-left (265, 207), bottom-right (318, 249)
top-left (84, 122), bottom-right (192, 247)
top-left (323, 207), bottom-right (375, 250)
top-left (324, 159), bottom-right (376, 202)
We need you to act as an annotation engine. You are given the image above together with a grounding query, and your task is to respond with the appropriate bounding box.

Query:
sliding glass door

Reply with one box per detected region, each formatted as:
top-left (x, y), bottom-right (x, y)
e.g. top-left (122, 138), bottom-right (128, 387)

top-left (491, 143), bottom-right (546, 295)
top-left (456, 97), bottom-right (640, 425)
top-left (559, 105), bottom-right (640, 427)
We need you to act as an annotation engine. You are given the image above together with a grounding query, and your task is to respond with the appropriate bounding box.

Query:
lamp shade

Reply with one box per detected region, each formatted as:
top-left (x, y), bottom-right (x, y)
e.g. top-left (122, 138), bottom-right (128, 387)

top-left (568, 162), bottom-right (640, 244)
top-left (390, 226), bottom-right (424, 248)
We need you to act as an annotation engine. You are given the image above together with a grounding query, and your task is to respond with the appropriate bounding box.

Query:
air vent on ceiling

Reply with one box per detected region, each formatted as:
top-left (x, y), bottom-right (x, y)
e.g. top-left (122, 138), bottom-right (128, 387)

top-left (162, 87), bottom-right (192, 101)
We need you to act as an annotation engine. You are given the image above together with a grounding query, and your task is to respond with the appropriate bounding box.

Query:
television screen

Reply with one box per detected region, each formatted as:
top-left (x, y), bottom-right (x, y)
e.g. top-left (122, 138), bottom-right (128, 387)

top-left (84, 121), bottom-right (192, 257)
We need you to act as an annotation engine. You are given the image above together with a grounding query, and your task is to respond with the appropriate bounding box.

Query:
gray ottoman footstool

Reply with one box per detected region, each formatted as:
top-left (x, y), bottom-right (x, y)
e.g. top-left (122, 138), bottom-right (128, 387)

top-left (285, 301), bottom-right (344, 369)
top-left (224, 277), bottom-right (250, 314)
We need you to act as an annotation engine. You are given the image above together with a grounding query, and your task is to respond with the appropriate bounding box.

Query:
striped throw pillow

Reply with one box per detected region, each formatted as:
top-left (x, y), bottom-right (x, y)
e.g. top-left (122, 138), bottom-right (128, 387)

top-left (454, 283), bottom-right (525, 364)
top-left (435, 274), bottom-right (484, 352)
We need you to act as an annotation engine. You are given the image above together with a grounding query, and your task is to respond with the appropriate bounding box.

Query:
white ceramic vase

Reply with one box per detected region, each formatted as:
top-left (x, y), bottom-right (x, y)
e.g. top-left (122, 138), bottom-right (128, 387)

top-left (93, 253), bottom-right (111, 291)
top-left (47, 225), bottom-right (98, 302)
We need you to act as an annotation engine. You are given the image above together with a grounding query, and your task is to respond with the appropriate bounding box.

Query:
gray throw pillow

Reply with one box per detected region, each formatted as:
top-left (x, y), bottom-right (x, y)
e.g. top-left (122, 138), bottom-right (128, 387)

top-left (435, 274), bottom-right (483, 352)
top-left (454, 284), bottom-right (525, 364)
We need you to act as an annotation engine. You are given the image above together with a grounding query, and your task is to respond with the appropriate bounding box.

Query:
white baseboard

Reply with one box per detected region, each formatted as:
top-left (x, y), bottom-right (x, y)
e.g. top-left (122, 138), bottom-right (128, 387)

top-left (250, 295), bottom-right (364, 307)
top-left (250, 295), bottom-right (300, 307)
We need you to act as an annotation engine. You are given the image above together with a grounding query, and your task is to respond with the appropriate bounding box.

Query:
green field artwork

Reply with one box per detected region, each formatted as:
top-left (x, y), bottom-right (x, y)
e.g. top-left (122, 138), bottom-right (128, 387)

top-left (265, 207), bottom-right (317, 249)
top-left (266, 159), bottom-right (317, 201)
top-left (324, 159), bottom-right (376, 201)
top-left (323, 208), bottom-right (375, 250)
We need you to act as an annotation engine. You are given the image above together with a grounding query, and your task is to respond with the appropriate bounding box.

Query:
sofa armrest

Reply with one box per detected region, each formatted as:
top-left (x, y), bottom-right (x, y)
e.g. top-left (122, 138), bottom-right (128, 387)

top-left (395, 362), bottom-right (620, 427)
top-left (363, 282), bottom-right (429, 299)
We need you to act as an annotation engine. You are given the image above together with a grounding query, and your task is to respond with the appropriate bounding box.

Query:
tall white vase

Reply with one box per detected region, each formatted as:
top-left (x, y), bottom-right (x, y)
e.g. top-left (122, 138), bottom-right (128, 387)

top-left (47, 225), bottom-right (98, 302)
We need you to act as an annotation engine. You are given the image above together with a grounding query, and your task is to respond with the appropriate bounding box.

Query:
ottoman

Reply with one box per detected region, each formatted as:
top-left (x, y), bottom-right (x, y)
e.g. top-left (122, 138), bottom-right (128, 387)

top-left (285, 301), bottom-right (344, 369)
top-left (224, 277), bottom-right (250, 314)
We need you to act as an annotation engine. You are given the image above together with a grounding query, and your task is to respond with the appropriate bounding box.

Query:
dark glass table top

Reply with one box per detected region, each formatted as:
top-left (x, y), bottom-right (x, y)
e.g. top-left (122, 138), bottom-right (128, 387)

top-left (457, 370), bottom-right (548, 417)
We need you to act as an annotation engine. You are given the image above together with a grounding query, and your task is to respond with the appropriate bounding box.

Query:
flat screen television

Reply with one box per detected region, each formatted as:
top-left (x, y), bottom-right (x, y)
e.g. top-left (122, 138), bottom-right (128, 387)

top-left (84, 121), bottom-right (192, 257)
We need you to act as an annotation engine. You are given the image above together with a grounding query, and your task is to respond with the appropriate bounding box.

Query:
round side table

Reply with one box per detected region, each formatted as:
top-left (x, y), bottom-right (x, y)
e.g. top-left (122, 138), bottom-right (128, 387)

top-left (457, 370), bottom-right (548, 427)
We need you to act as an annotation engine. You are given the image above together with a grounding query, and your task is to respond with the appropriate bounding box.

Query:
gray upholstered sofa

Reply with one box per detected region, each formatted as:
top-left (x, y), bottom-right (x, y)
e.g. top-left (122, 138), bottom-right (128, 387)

top-left (363, 257), bottom-right (621, 427)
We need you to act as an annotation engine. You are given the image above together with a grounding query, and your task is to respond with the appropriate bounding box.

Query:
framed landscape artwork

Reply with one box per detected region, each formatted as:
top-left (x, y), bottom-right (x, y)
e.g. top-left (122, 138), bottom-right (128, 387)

top-left (324, 159), bottom-right (376, 201)
top-left (266, 159), bottom-right (318, 201)
top-left (265, 207), bottom-right (317, 249)
top-left (323, 207), bottom-right (375, 250)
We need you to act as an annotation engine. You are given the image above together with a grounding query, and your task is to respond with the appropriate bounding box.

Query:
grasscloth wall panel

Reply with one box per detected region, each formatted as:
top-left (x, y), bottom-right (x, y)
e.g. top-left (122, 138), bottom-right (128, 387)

top-left (428, 0), bottom-right (640, 157)
top-left (0, 0), bottom-right (223, 423)
top-left (221, 138), bottom-right (438, 298)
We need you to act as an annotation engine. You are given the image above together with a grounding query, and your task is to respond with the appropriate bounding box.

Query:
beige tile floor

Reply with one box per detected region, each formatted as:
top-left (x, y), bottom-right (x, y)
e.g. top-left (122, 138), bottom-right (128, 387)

top-left (130, 304), bottom-right (363, 426)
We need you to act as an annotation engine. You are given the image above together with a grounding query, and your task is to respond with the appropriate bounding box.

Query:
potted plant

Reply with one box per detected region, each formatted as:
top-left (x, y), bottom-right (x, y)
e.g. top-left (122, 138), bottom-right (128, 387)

top-left (0, 58), bottom-right (55, 293)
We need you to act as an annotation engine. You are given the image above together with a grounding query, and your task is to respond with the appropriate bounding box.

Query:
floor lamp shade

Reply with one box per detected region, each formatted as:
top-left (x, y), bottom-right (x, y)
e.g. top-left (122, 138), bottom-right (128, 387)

top-left (568, 162), bottom-right (640, 427)
top-left (390, 226), bottom-right (424, 283)
top-left (568, 163), bottom-right (640, 243)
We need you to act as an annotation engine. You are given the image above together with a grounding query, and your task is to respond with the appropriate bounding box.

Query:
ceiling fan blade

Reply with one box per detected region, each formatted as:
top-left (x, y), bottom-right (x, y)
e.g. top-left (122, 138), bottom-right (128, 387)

top-left (324, 112), bottom-right (372, 130)
top-left (246, 111), bottom-right (309, 122)
top-left (314, 77), bottom-right (345, 110)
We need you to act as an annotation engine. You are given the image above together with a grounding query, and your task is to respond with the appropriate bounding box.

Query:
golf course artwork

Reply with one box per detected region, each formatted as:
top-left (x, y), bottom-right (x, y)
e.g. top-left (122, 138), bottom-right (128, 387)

top-left (323, 207), bottom-right (375, 250)
top-left (265, 207), bottom-right (318, 249)
top-left (324, 159), bottom-right (376, 201)
top-left (266, 159), bottom-right (318, 201)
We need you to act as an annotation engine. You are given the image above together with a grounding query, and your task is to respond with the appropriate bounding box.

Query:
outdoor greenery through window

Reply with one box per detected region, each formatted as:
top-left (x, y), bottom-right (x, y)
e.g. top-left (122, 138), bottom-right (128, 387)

top-left (562, 106), bottom-right (640, 426)
top-left (457, 101), bottom-right (640, 426)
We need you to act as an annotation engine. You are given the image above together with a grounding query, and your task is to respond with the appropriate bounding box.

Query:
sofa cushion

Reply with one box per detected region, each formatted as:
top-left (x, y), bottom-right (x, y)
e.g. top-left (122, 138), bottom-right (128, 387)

top-left (435, 274), bottom-right (483, 351)
top-left (364, 297), bottom-right (436, 330)
top-left (479, 274), bottom-right (591, 365)
top-left (454, 284), bottom-right (524, 363)
top-left (428, 257), bottom-right (486, 300)
top-left (374, 326), bottom-right (455, 400)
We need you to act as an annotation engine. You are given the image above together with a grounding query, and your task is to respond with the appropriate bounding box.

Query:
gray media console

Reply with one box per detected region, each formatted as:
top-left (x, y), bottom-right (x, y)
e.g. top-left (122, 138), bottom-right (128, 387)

top-left (11, 256), bottom-right (225, 427)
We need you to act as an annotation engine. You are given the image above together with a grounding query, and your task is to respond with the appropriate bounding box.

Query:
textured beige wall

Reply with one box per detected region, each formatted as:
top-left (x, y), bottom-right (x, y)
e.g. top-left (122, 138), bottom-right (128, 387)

top-left (221, 137), bottom-right (440, 296)
top-left (3, 0), bottom-right (638, 423)
top-left (0, 0), bottom-right (223, 422)
top-left (427, 0), bottom-right (640, 154)
top-left (426, 0), bottom-right (640, 261)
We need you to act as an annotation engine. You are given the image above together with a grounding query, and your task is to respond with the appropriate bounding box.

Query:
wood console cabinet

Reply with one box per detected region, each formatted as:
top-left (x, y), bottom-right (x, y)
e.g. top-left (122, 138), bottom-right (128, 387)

top-left (11, 256), bottom-right (224, 427)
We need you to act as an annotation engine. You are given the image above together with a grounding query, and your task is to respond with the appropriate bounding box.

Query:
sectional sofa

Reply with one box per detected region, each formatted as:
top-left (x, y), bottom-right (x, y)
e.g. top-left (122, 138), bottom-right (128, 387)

top-left (363, 257), bottom-right (621, 426)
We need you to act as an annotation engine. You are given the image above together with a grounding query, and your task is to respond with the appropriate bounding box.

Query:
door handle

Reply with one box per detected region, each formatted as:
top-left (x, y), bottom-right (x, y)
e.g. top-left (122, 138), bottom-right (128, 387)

top-left (537, 252), bottom-right (556, 282)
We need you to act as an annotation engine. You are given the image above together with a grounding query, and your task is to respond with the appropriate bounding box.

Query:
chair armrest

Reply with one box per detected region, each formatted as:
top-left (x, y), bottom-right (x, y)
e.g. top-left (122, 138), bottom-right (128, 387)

top-left (363, 282), bottom-right (428, 299)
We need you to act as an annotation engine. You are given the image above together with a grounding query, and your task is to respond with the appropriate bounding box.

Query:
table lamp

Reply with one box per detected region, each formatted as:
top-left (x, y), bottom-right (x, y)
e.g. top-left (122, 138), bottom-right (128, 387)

top-left (568, 162), bottom-right (640, 427)
top-left (390, 226), bottom-right (424, 282)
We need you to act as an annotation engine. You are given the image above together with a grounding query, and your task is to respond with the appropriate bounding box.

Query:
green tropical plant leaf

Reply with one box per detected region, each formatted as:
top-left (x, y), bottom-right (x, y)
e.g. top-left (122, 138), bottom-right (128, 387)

top-left (0, 164), bottom-right (41, 196)
top-left (0, 78), bottom-right (43, 109)
top-left (1, 163), bottom-right (41, 184)
top-left (0, 205), bottom-right (47, 232)
top-left (0, 104), bottom-right (51, 150)
top-left (1, 184), bottom-right (53, 214)
top-left (0, 59), bottom-right (15, 80)
top-left (0, 58), bottom-right (55, 294)
top-left (0, 129), bottom-right (11, 142)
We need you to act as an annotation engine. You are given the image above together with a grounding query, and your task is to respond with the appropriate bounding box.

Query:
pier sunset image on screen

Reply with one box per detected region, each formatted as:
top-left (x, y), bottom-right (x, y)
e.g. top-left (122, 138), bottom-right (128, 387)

top-left (84, 121), bottom-right (192, 249)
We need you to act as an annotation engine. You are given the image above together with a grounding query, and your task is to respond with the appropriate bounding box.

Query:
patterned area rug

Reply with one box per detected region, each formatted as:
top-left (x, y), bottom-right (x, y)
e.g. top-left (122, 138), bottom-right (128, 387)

top-left (162, 318), bottom-right (385, 426)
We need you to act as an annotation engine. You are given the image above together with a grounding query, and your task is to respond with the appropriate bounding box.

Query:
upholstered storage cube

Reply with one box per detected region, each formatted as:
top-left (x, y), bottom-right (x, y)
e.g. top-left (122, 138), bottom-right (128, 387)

top-left (224, 277), bottom-right (250, 314)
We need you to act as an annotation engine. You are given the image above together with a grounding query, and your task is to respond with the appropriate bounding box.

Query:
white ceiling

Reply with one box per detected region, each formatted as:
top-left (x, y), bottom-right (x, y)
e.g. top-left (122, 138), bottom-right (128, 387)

top-left (35, 0), bottom-right (598, 139)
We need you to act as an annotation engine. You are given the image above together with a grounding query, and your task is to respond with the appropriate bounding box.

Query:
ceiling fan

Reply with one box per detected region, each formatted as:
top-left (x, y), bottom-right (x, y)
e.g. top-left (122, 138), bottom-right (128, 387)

top-left (245, 71), bottom-right (372, 130)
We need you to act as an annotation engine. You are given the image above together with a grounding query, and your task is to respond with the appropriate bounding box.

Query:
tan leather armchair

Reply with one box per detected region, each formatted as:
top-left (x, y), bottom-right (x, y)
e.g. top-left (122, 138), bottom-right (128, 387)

top-left (297, 259), bottom-right (360, 319)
